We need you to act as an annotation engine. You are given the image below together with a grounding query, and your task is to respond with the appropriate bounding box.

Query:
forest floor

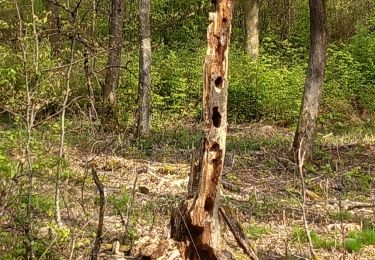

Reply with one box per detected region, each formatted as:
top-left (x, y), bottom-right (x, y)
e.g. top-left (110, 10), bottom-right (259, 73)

top-left (1, 120), bottom-right (374, 259)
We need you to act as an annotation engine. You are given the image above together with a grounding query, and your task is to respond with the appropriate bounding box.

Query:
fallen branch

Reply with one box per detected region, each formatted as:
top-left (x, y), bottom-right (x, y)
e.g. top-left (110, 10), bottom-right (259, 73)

top-left (219, 205), bottom-right (258, 260)
top-left (327, 200), bottom-right (375, 211)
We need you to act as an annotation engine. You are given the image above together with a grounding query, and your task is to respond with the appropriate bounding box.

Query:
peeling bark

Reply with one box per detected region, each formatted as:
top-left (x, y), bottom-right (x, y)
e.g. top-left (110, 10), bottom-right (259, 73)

top-left (293, 0), bottom-right (327, 161)
top-left (170, 1), bottom-right (234, 259)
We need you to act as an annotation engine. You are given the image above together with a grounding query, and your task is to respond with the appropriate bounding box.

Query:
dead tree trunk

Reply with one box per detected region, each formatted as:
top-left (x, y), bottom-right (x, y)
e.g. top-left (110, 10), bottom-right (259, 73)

top-left (244, 0), bottom-right (259, 59)
top-left (135, 0), bottom-right (152, 137)
top-left (170, 1), bottom-right (234, 259)
top-left (103, 0), bottom-right (125, 117)
top-left (293, 0), bottom-right (327, 161)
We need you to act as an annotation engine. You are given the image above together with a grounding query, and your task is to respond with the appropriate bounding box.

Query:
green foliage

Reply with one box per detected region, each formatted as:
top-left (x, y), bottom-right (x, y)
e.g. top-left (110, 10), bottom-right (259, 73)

top-left (344, 167), bottom-right (373, 193)
top-left (292, 227), bottom-right (336, 250)
top-left (32, 194), bottom-right (55, 217)
top-left (345, 238), bottom-right (363, 252)
top-left (345, 229), bottom-right (375, 252)
top-left (311, 234), bottom-right (336, 250)
top-left (246, 193), bottom-right (281, 219)
top-left (291, 226), bottom-right (308, 242)
top-left (152, 48), bottom-right (204, 119)
top-left (0, 127), bottom-right (26, 181)
top-left (108, 188), bottom-right (131, 212)
top-left (229, 47), bottom-right (305, 125)
top-left (152, 0), bottom-right (209, 49)
top-left (246, 225), bottom-right (270, 240)
top-left (292, 227), bottom-right (375, 252)
top-left (330, 210), bottom-right (353, 222)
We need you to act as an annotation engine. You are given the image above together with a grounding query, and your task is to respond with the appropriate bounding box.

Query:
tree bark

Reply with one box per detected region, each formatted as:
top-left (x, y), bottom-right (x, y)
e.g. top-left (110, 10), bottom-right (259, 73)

top-left (135, 0), bottom-right (152, 137)
top-left (103, 0), bottom-right (125, 115)
top-left (244, 0), bottom-right (259, 59)
top-left (46, 0), bottom-right (61, 57)
top-left (293, 0), bottom-right (327, 161)
top-left (170, 1), bottom-right (234, 259)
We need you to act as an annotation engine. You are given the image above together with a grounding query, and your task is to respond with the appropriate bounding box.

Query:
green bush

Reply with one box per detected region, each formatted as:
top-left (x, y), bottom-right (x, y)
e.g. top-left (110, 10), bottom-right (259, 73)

top-left (229, 48), bottom-right (305, 125)
top-left (152, 48), bottom-right (203, 119)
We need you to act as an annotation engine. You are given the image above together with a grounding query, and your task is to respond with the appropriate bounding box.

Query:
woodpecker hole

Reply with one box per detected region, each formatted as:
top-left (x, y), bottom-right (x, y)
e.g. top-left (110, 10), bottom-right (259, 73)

top-left (210, 142), bottom-right (220, 152)
top-left (212, 107), bottom-right (221, 128)
top-left (214, 76), bottom-right (223, 88)
top-left (204, 197), bottom-right (214, 212)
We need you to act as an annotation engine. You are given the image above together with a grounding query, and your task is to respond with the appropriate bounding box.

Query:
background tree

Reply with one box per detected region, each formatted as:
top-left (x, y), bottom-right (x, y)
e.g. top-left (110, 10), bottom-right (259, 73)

top-left (45, 0), bottom-right (61, 57)
top-left (135, 0), bottom-right (152, 137)
top-left (244, 0), bottom-right (259, 59)
top-left (293, 0), bottom-right (327, 160)
top-left (103, 0), bottom-right (125, 117)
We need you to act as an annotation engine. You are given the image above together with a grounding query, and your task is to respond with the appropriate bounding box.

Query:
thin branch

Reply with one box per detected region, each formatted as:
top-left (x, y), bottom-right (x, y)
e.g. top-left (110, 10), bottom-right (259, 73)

top-left (91, 167), bottom-right (106, 260)
top-left (298, 138), bottom-right (318, 260)
top-left (124, 168), bottom-right (139, 240)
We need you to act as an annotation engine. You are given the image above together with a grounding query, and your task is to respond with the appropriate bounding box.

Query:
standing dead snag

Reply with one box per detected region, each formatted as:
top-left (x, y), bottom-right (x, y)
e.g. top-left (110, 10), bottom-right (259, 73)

top-left (170, 1), bottom-right (234, 259)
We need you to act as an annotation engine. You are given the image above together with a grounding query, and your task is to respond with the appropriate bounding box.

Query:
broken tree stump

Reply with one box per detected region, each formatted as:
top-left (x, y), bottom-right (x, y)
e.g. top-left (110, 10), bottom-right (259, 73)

top-left (170, 1), bottom-right (234, 259)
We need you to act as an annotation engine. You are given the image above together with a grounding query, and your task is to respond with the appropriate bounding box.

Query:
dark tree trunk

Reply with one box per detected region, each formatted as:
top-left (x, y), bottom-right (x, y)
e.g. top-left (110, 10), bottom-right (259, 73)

top-left (46, 1), bottom-right (61, 56)
top-left (135, 0), bottom-right (152, 137)
top-left (244, 0), bottom-right (259, 59)
top-left (103, 0), bottom-right (125, 116)
top-left (170, 1), bottom-right (234, 259)
top-left (293, 0), bottom-right (327, 161)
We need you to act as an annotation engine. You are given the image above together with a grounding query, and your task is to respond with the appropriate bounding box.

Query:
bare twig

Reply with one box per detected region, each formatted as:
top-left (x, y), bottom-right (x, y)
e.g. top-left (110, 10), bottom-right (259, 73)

top-left (83, 48), bottom-right (99, 122)
top-left (335, 145), bottom-right (347, 259)
top-left (124, 168), bottom-right (139, 241)
top-left (297, 138), bottom-right (318, 260)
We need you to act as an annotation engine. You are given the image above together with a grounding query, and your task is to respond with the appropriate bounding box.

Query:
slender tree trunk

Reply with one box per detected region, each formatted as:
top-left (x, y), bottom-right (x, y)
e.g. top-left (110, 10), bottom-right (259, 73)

top-left (46, 0), bottom-right (61, 56)
top-left (135, 0), bottom-right (152, 137)
top-left (293, 0), bottom-right (327, 161)
top-left (55, 39), bottom-right (75, 227)
top-left (83, 1), bottom-right (98, 122)
top-left (170, 1), bottom-right (234, 259)
top-left (244, 0), bottom-right (259, 59)
top-left (84, 49), bottom-right (98, 122)
top-left (103, 0), bottom-right (125, 116)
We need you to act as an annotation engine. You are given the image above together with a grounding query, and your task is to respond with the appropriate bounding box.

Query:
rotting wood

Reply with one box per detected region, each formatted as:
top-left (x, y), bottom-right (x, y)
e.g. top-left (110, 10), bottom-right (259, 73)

top-left (170, 1), bottom-right (234, 259)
